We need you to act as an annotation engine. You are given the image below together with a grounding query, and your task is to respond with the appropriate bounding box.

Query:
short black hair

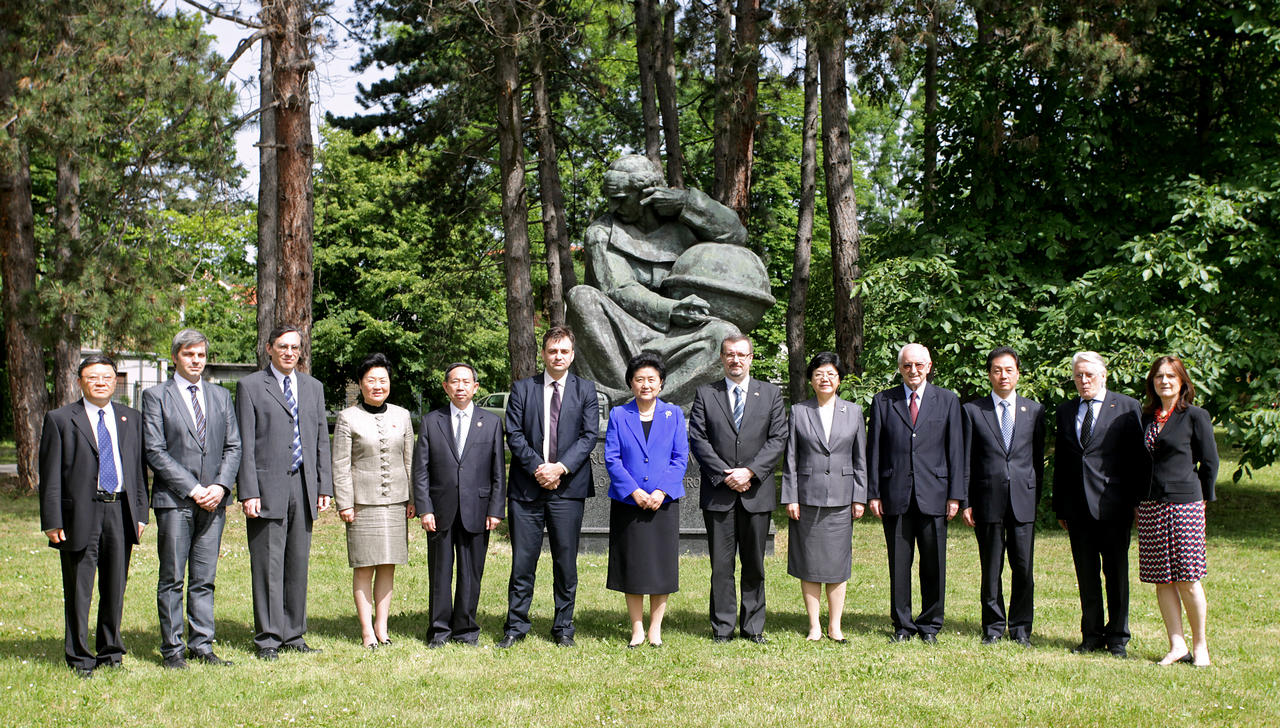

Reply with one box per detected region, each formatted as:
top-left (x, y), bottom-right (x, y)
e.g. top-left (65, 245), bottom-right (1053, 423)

top-left (78, 354), bottom-right (117, 377)
top-left (356, 352), bottom-right (393, 382)
top-left (625, 352), bottom-right (666, 385)
top-left (267, 324), bottom-right (301, 347)
top-left (542, 326), bottom-right (575, 349)
top-left (443, 362), bottom-right (477, 382)
top-left (985, 346), bottom-right (1021, 372)
top-left (806, 351), bottom-right (847, 379)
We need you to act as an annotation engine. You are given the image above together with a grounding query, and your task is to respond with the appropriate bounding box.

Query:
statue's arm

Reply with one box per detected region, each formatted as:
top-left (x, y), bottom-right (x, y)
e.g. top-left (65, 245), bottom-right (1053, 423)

top-left (584, 223), bottom-right (676, 331)
top-left (678, 188), bottom-right (747, 246)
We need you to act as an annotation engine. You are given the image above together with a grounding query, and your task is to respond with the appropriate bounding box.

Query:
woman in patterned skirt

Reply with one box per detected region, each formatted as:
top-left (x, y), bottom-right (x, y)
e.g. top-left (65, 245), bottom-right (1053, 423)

top-left (1138, 356), bottom-right (1218, 667)
top-left (333, 353), bottom-right (416, 649)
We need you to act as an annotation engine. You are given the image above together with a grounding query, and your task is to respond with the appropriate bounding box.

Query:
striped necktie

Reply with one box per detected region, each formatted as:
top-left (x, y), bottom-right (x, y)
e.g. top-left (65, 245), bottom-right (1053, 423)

top-left (283, 375), bottom-right (303, 473)
top-left (188, 384), bottom-right (206, 448)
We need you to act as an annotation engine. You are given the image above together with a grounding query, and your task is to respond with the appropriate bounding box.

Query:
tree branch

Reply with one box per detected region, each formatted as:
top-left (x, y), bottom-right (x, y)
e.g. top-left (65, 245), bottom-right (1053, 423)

top-left (220, 29), bottom-right (272, 78)
top-left (179, 0), bottom-right (264, 29)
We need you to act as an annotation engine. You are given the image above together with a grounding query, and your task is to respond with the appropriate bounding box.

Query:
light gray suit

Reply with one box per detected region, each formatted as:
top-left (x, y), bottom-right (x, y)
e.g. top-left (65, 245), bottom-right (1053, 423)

top-left (782, 397), bottom-right (867, 583)
top-left (142, 376), bottom-right (241, 660)
top-left (236, 367), bottom-right (332, 651)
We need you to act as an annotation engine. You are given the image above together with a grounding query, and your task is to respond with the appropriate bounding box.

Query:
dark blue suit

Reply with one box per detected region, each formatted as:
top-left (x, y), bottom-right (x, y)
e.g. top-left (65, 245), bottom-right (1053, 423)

top-left (502, 372), bottom-right (600, 640)
top-left (868, 383), bottom-right (965, 638)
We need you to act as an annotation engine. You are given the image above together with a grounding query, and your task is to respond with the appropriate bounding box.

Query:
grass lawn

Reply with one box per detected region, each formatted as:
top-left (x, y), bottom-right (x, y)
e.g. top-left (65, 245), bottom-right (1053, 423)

top-left (0, 457), bottom-right (1276, 727)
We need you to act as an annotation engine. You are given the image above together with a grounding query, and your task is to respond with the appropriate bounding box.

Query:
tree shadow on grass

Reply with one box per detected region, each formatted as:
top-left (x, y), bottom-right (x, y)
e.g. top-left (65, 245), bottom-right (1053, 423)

top-left (1206, 478), bottom-right (1280, 546)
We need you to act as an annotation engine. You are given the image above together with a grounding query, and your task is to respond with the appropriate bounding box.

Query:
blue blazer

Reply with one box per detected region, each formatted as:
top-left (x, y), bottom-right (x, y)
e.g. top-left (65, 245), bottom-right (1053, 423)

top-left (604, 399), bottom-right (688, 504)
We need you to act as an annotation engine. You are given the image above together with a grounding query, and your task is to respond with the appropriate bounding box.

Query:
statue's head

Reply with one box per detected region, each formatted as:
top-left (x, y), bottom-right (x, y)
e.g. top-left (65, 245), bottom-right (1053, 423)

top-left (603, 155), bottom-right (665, 223)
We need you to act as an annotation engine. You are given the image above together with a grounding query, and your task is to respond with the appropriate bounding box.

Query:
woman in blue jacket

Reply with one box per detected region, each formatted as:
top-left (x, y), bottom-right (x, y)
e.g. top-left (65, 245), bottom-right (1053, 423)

top-left (604, 352), bottom-right (688, 648)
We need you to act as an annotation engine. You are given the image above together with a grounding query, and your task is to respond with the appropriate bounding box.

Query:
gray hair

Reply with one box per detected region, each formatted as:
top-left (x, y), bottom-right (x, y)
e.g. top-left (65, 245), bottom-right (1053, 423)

top-left (1071, 351), bottom-right (1107, 373)
top-left (897, 343), bottom-right (931, 365)
top-left (171, 328), bottom-right (209, 360)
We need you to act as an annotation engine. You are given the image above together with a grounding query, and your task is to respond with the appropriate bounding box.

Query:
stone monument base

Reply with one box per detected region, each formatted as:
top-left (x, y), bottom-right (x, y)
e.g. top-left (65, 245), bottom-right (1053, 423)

top-left (581, 441), bottom-right (775, 555)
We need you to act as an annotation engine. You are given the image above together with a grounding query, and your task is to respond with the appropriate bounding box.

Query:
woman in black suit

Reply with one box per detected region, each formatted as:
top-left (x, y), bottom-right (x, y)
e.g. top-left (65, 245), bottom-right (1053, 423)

top-left (604, 353), bottom-right (689, 648)
top-left (1138, 356), bottom-right (1218, 667)
top-left (780, 352), bottom-right (867, 643)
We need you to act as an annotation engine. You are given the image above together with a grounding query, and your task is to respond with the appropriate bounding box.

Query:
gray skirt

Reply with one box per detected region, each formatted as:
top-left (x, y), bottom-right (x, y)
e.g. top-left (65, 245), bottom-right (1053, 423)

top-left (787, 504), bottom-right (852, 583)
top-left (345, 503), bottom-right (409, 568)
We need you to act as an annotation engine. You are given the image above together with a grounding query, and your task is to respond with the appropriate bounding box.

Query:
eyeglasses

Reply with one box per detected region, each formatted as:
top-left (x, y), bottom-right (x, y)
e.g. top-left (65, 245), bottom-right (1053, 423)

top-left (900, 362), bottom-right (929, 371)
top-left (723, 353), bottom-right (753, 360)
top-left (82, 376), bottom-right (116, 384)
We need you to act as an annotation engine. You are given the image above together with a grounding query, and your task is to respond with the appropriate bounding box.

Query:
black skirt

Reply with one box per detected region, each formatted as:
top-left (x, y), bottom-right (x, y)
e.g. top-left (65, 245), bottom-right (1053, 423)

top-left (606, 498), bottom-right (680, 594)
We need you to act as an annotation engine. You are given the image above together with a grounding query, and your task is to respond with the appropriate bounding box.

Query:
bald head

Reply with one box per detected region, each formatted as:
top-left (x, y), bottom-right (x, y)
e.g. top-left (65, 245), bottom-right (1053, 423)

top-left (897, 343), bottom-right (932, 390)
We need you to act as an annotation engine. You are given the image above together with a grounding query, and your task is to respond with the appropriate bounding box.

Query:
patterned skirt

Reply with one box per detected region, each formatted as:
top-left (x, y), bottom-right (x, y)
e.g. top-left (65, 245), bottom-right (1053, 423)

top-left (1137, 500), bottom-right (1206, 584)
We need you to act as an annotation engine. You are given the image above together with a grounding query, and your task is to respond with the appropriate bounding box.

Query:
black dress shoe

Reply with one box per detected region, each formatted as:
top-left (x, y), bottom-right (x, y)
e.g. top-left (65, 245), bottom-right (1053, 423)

top-left (162, 655), bottom-right (189, 670)
top-left (426, 639), bottom-right (448, 649)
top-left (980, 635), bottom-right (1001, 646)
top-left (1108, 644), bottom-right (1127, 658)
top-left (281, 642), bottom-right (322, 654)
top-left (1013, 636), bottom-right (1032, 648)
top-left (743, 633), bottom-right (769, 645)
top-left (920, 632), bottom-right (938, 645)
top-left (711, 635), bottom-right (733, 644)
top-left (189, 650), bottom-right (233, 666)
top-left (496, 634), bottom-right (525, 649)
top-left (1071, 641), bottom-right (1103, 654)
top-left (256, 648), bottom-right (278, 661)
top-left (554, 635), bottom-right (576, 648)
top-left (890, 632), bottom-right (913, 643)
top-left (73, 666), bottom-right (94, 679)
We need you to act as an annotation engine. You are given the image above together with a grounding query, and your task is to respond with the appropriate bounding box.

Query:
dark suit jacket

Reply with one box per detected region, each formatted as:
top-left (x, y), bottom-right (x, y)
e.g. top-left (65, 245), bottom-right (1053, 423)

top-left (39, 401), bottom-right (149, 552)
top-left (781, 397), bottom-right (867, 507)
top-left (505, 372), bottom-right (599, 501)
top-left (962, 394), bottom-right (1045, 523)
top-left (235, 368), bottom-right (333, 520)
top-left (867, 383), bottom-right (966, 516)
top-left (604, 399), bottom-right (688, 503)
top-left (143, 377), bottom-right (242, 509)
top-left (1142, 405), bottom-right (1218, 504)
top-left (412, 406), bottom-right (506, 533)
top-left (1052, 391), bottom-right (1146, 521)
top-left (688, 378), bottom-right (787, 513)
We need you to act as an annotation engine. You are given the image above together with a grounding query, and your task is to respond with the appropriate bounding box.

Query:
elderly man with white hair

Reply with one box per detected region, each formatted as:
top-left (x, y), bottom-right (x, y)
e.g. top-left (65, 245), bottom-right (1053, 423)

top-left (1052, 351), bottom-right (1146, 658)
top-left (867, 343), bottom-right (965, 644)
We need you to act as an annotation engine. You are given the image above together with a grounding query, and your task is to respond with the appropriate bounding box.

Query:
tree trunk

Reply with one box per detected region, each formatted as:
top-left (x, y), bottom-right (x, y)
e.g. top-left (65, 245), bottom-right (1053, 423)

top-left (817, 5), bottom-right (864, 374)
top-left (721, 0), bottom-right (760, 221)
top-left (711, 0), bottom-right (732, 200)
top-left (267, 0), bottom-right (315, 372)
top-left (787, 34), bottom-right (819, 405)
top-left (531, 22), bottom-right (569, 327)
top-left (0, 141), bottom-right (46, 491)
top-left (634, 0), bottom-right (662, 166)
top-left (256, 35), bottom-right (279, 368)
top-left (921, 0), bottom-right (938, 222)
top-left (657, 1), bottom-right (683, 187)
top-left (53, 152), bottom-right (82, 406)
top-left (496, 9), bottom-right (537, 381)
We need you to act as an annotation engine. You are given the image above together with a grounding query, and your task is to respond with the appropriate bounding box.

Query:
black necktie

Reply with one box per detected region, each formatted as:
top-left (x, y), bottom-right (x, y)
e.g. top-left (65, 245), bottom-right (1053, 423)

top-left (1080, 400), bottom-right (1095, 446)
top-left (548, 381), bottom-right (561, 463)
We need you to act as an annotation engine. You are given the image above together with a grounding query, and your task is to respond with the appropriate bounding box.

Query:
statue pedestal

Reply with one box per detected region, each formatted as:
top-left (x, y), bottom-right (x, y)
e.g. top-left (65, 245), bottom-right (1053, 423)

top-left (581, 442), bottom-right (775, 555)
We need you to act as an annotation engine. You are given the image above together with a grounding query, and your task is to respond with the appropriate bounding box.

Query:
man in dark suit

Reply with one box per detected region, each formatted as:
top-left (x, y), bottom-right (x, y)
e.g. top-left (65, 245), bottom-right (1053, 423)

top-left (414, 362), bottom-right (506, 647)
top-left (1053, 350), bottom-right (1145, 658)
top-left (236, 325), bottom-right (332, 660)
top-left (868, 343), bottom-right (965, 643)
top-left (688, 334), bottom-right (787, 643)
top-left (961, 346), bottom-right (1045, 647)
top-left (498, 327), bottom-right (599, 649)
top-left (39, 354), bottom-right (149, 678)
top-left (142, 329), bottom-right (241, 669)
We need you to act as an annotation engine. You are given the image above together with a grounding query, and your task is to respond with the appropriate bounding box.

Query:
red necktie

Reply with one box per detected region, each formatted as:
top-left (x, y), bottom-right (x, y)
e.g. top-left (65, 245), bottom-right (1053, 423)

top-left (909, 391), bottom-right (919, 426)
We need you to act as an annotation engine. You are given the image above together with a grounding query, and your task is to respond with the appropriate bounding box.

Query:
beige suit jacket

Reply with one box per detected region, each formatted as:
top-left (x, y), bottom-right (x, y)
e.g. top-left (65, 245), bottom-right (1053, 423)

top-left (332, 403), bottom-right (414, 509)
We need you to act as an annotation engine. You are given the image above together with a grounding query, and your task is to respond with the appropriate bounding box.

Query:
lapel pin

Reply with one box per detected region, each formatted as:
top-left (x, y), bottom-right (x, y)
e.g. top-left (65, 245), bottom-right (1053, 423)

top-left (839, 405), bottom-right (847, 413)
top-left (121, 416), bottom-right (127, 421)
top-left (1020, 406), bottom-right (1026, 412)
top-left (753, 391), bottom-right (760, 397)
top-left (476, 421), bottom-right (483, 428)
top-left (664, 410), bottom-right (672, 419)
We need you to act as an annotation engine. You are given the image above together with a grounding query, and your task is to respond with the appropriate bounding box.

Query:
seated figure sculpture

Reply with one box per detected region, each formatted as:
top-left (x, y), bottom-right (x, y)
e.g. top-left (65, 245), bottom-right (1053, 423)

top-left (567, 155), bottom-right (775, 406)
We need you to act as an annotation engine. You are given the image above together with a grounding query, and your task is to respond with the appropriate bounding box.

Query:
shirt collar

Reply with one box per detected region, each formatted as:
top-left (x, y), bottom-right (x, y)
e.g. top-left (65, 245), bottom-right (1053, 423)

top-left (1083, 388), bottom-right (1107, 405)
top-left (991, 391), bottom-right (1016, 409)
top-left (175, 372), bottom-right (203, 390)
top-left (83, 398), bottom-right (115, 421)
top-left (903, 381), bottom-right (928, 400)
top-left (544, 371), bottom-right (569, 389)
top-left (449, 402), bottom-right (475, 419)
top-left (268, 363), bottom-right (294, 388)
top-left (725, 376), bottom-right (750, 395)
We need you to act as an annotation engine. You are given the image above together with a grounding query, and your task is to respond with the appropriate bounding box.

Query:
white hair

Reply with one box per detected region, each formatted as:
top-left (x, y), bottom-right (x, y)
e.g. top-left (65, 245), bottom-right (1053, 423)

top-left (897, 343), bottom-right (931, 365)
top-left (1071, 351), bottom-right (1107, 373)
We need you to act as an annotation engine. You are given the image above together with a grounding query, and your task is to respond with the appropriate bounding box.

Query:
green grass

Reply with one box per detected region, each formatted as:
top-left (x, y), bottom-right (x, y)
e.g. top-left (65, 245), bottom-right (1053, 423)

top-left (1, 458), bottom-right (1277, 727)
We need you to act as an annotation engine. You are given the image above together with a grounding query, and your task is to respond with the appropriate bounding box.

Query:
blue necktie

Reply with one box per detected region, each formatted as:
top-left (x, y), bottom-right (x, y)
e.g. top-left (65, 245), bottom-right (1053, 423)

top-left (732, 385), bottom-right (744, 430)
top-left (97, 409), bottom-right (119, 493)
top-left (999, 400), bottom-right (1013, 451)
top-left (283, 375), bottom-right (303, 473)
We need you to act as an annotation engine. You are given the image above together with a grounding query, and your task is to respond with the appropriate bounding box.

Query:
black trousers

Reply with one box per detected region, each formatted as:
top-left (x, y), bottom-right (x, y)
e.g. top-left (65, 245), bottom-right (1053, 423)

top-left (427, 512), bottom-right (489, 644)
top-left (703, 503), bottom-right (770, 638)
top-left (504, 496), bottom-right (585, 639)
top-left (975, 517), bottom-right (1035, 639)
top-left (1066, 515), bottom-right (1132, 647)
top-left (60, 500), bottom-right (132, 670)
top-left (882, 504), bottom-right (947, 636)
top-left (246, 471), bottom-right (313, 651)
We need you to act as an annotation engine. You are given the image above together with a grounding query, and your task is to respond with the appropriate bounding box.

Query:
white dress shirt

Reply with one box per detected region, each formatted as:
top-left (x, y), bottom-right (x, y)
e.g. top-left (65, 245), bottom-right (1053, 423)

top-left (268, 363), bottom-right (299, 412)
top-left (450, 402), bottom-right (475, 455)
top-left (175, 373), bottom-right (206, 430)
top-left (817, 397), bottom-right (836, 445)
top-left (83, 399), bottom-right (124, 491)
top-left (1075, 388), bottom-right (1107, 441)
top-left (542, 372), bottom-right (569, 465)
